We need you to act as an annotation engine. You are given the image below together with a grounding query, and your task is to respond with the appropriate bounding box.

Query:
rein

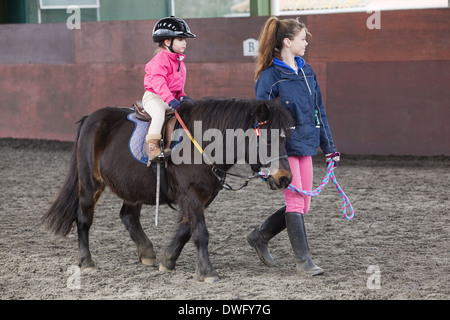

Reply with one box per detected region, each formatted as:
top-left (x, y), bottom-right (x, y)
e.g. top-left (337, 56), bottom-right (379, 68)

top-left (282, 160), bottom-right (355, 220)
top-left (174, 110), bottom-right (206, 158)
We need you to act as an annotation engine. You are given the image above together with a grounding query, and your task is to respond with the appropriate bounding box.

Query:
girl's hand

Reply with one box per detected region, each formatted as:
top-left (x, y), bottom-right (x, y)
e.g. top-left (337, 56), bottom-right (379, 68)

top-left (169, 99), bottom-right (181, 111)
top-left (326, 152), bottom-right (341, 166)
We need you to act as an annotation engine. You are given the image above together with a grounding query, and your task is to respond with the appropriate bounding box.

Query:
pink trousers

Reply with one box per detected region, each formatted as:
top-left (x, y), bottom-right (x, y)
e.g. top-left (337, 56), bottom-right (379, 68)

top-left (283, 155), bottom-right (313, 214)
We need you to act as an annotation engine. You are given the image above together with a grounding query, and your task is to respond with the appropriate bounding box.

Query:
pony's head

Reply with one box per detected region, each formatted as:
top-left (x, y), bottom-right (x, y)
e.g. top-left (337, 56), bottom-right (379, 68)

top-left (248, 99), bottom-right (293, 190)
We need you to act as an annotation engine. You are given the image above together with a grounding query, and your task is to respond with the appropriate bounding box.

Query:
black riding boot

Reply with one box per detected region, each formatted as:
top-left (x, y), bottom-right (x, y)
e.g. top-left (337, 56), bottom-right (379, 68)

top-left (285, 212), bottom-right (324, 276)
top-left (246, 206), bottom-right (286, 267)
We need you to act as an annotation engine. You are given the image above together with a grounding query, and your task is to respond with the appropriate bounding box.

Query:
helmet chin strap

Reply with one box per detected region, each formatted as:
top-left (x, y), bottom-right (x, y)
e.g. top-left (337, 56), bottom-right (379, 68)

top-left (168, 38), bottom-right (175, 53)
top-left (165, 38), bottom-right (181, 71)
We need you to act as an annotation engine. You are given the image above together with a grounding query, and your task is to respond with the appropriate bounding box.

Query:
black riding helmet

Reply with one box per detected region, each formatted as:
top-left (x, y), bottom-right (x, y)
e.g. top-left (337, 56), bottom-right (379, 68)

top-left (152, 16), bottom-right (196, 43)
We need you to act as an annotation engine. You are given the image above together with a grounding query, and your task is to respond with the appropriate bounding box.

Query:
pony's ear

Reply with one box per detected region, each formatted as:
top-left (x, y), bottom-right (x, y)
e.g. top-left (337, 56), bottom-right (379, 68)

top-left (256, 101), bottom-right (270, 123)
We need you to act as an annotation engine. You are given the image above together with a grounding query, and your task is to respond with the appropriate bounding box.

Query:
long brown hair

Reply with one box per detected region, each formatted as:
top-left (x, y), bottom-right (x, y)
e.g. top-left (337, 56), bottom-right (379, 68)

top-left (255, 16), bottom-right (309, 80)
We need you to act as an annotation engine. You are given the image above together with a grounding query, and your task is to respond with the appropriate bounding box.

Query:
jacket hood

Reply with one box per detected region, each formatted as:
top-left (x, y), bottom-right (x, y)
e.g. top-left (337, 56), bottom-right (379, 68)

top-left (273, 56), bottom-right (305, 73)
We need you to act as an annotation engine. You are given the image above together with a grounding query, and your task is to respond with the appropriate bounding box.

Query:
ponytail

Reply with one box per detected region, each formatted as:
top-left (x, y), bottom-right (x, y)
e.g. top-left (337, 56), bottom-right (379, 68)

top-left (255, 17), bottom-right (279, 81)
top-left (255, 17), bottom-right (310, 81)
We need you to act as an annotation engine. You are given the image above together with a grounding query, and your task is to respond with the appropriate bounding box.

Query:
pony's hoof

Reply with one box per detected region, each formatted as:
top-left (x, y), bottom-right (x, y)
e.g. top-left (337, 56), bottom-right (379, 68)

top-left (81, 266), bottom-right (96, 273)
top-left (159, 264), bottom-right (170, 272)
top-left (204, 276), bottom-right (220, 283)
top-left (141, 258), bottom-right (156, 266)
top-left (79, 260), bottom-right (96, 272)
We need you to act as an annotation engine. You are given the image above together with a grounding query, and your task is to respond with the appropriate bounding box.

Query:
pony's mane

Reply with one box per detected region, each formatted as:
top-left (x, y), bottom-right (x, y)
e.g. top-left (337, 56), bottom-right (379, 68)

top-left (178, 97), bottom-right (293, 133)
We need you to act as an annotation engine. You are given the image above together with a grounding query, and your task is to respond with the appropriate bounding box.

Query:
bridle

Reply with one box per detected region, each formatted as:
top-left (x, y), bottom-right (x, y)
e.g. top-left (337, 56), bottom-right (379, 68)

top-left (252, 120), bottom-right (288, 172)
top-left (174, 111), bottom-right (288, 191)
top-left (211, 120), bottom-right (288, 191)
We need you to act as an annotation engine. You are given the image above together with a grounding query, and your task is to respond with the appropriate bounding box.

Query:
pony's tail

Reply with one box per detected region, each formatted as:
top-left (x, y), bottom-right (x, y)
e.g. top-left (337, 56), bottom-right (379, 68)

top-left (41, 116), bottom-right (87, 237)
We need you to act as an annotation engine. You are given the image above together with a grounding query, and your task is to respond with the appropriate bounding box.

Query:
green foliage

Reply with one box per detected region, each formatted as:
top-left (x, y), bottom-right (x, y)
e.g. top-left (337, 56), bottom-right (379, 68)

top-left (175, 0), bottom-right (243, 18)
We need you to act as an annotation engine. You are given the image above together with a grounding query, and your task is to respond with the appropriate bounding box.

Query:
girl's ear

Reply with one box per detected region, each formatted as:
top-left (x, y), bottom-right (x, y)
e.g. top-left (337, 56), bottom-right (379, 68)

top-left (283, 38), bottom-right (291, 47)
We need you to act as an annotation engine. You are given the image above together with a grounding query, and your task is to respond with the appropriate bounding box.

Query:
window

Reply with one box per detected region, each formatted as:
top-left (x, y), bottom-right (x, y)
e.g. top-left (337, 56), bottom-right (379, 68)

top-left (38, 0), bottom-right (100, 23)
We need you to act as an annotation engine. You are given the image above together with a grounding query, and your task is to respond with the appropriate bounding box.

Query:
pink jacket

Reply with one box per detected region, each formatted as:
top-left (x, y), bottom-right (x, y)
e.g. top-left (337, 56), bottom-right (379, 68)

top-left (144, 49), bottom-right (187, 104)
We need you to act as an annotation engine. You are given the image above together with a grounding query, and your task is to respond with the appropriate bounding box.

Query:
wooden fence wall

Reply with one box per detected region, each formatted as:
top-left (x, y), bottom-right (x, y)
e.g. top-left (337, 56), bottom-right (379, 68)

top-left (0, 8), bottom-right (449, 155)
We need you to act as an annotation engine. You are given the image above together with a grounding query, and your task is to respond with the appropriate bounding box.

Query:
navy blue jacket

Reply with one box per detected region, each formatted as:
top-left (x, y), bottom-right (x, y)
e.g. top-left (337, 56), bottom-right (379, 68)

top-left (255, 58), bottom-right (337, 156)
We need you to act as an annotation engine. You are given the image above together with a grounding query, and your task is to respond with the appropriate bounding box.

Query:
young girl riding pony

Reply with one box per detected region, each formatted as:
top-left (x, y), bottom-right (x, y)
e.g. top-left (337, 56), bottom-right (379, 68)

top-left (143, 16), bottom-right (196, 162)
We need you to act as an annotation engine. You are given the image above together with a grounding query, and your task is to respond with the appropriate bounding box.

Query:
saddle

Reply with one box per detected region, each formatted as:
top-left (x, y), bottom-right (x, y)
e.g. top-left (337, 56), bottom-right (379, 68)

top-left (132, 100), bottom-right (178, 162)
top-left (130, 101), bottom-right (182, 212)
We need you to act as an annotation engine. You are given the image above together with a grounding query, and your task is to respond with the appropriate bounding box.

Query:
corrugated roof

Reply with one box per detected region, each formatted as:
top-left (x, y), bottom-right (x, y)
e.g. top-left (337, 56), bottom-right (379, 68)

top-left (231, 0), bottom-right (371, 13)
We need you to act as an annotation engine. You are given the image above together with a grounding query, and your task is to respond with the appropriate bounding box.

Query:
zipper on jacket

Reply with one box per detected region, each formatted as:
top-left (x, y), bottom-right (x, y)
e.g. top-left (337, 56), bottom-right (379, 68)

top-left (177, 56), bottom-right (183, 72)
top-left (279, 67), bottom-right (312, 96)
top-left (315, 89), bottom-right (332, 148)
top-left (300, 68), bottom-right (312, 95)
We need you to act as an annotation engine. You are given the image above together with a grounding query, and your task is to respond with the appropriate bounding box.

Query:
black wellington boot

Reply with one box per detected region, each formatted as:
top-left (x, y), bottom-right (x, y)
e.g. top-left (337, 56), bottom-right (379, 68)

top-left (246, 206), bottom-right (286, 267)
top-left (285, 212), bottom-right (324, 276)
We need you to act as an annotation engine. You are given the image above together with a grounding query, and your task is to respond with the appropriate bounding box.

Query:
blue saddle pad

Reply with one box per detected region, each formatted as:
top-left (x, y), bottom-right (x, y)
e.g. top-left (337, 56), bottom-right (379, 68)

top-left (127, 112), bottom-right (183, 165)
top-left (127, 113), bottom-right (149, 165)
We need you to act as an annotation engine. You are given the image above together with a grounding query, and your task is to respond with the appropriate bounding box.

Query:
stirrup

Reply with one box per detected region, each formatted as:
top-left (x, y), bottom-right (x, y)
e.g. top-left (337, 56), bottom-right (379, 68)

top-left (147, 143), bottom-right (171, 166)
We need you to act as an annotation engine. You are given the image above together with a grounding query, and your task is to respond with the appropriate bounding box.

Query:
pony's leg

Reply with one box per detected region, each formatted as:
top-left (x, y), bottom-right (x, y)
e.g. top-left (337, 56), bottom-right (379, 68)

top-left (120, 202), bottom-right (156, 266)
top-left (77, 164), bottom-right (105, 270)
top-left (160, 197), bottom-right (218, 282)
top-left (191, 214), bottom-right (219, 282)
top-left (159, 218), bottom-right (191, 271)
top-left (77, 188), bottom-right (102, 270)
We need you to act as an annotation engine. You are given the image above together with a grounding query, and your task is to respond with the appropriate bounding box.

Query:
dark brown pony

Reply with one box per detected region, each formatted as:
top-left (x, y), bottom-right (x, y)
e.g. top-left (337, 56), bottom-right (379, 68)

top-left (41, 97), bottom-right (293, 282)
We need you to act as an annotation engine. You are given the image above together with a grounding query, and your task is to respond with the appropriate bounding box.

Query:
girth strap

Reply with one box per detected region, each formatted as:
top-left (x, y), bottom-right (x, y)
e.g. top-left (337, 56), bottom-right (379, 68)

top-left (150, 162), bottom-right (176, 211)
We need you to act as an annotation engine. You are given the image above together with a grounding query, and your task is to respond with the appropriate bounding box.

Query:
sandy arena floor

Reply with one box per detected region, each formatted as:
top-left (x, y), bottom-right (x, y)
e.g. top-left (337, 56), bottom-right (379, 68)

top-left (0, 138), bottom-right (448, 300)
